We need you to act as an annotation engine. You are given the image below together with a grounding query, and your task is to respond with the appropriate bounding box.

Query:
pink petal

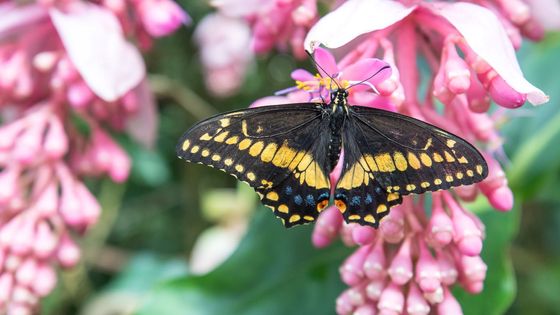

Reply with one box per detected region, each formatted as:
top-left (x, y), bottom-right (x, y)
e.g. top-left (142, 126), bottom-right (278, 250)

top-left (0, 3), bottom-right (48, 40)
top-left (210, 0), bottom-right (262, 17)
top-left (125, 79), bottom-right (158, 148)
top-left (433, 2), bottom-right (548, 105)
top-left (526, 0), bottom-right (560, 30)
top-left (344, 58), bottom-right (392, 85)
top-left (313, 48), bottom-right (339, 78)
top-left (304, 0), bottom-right (416, 51)
top-left (49, 3), bottom-right (145, 102)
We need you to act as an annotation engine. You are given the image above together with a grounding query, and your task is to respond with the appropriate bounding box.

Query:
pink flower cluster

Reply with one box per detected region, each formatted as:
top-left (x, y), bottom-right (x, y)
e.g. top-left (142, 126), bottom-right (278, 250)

top-left (244, 0), bottom-right (556, 313)
top-left (0, 0), bottom-right (187, 312)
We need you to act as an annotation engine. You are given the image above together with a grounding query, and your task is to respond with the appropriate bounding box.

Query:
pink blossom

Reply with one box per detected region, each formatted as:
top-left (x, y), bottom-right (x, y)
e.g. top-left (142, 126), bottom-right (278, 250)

top-left (255, 1), bottom-right (554, 314)
top-left (137, 0), bottom-right (190, 37)
top-left (0, 0), bottom-right (187, 312)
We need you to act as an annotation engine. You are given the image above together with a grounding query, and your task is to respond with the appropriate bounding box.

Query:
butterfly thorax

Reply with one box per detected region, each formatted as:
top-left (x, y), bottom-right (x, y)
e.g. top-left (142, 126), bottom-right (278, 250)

top-left (327, 89), bottom-right (349, 170)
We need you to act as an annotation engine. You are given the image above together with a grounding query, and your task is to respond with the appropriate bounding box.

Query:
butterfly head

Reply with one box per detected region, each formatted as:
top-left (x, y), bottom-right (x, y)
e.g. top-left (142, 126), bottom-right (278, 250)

top-left (330, 88), bottom-right (349, 106)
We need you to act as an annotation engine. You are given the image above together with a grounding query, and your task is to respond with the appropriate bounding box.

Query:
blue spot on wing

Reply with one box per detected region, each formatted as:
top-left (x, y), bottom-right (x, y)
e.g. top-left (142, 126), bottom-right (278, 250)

top-left (319, 192), bottom-right (330, 201)
top-left (365, 194), bottom-right (373, 205)
top-left (294, 195), bottom-right (303, 205)
top-left (285, 186), bottom-right (293, 195)
top-left (350, 196), bottom-right (361, 206)
top-left (305, 194), bottom-right (315, 206)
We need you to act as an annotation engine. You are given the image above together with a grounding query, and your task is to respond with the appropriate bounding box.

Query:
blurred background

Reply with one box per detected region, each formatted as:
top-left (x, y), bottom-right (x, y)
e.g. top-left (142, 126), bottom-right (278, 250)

top-left (34, 1), bottom-right (560, 314)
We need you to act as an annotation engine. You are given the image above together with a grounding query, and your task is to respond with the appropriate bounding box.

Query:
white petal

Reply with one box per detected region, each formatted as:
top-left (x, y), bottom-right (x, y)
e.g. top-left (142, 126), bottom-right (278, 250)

top-left (125, 79), bottom-right (157, 149)
top-left (433, 2), bottom-right (548, 105)
top-left (304, 0), bottom-right (415, 52)
top-left (50, 3), bottom-right (145, 102)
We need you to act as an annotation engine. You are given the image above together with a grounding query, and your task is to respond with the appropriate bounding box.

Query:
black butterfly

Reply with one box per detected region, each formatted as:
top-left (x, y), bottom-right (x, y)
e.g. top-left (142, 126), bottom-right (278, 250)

top-left (176, 86), bottom-right (488, 228)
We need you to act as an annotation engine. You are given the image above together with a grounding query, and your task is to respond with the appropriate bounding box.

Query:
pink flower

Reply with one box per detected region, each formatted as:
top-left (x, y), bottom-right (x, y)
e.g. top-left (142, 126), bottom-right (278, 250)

top-left (0, 0), bottom-right (187, 312)
top-left (195, 13), bottom-right (253, 97)
top-left (137, 0), bottom-right (190, 37)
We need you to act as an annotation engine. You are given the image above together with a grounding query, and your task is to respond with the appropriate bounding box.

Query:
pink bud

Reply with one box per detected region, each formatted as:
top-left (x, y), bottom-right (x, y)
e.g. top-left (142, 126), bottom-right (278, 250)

top-left (458, 255), bottom-right (487, 294)
top-left (336, 290), bottom-right (355, 315)
top-left (467, 72), bottom-right (491, 113)
top-left (15, 257), bottom-right (37, 287)
top-left (415, 242), bottom-right (441, 293)
top-left (423, 285), bottom-right (444, 304)
top-left (0, 167), bottom-right (21, 205)
top-left (341, 223), bottom-right (358, 247)
top-left (454, 184), bottom-right (478, 202)
top-left (442, 42), bottom-right (470, 94)
top-left (377, 41), bottom-right (399, 96)
top-left (10, 219), bottom-right (36, 255)
top-left (488, 75), bottom-right (527, 108)
top-left (33, 221), bottom-right (58, 259)
top-left (0, 120), bottom-right (25, 150)
top-left (364, 240), bottom-right (386, 280)
top-left (67, 81), bottom-right (94, 108)
top-left (292, 0), bottom-right (316, 26)
top-left (138, 0), bottom-right (190, 37)
top-left (433, 69), bottom-right (454, 105)
top-left (406, 283), bottom-right (430, 315)
top-left (59, 177), bottom-right (84, 229)
top-left (13, 121), bottom-right (45, 165)
top-left (366, 279), bottom-right (386, 301)
top-left (354, 304), bottom-right (377, 315)
top-left (478, 156), bottom-right (513, 211)
top-left (437, 287), bottom-right (463, 315)
top-left (387, 238), bottom-right (413, 285)
top-left (75, 182), bottom-right (101, 227)
top-left (7, 301), bottom-right (33, 315)
top-left (427, 195), bottom-right (454, 248)
top-left (108, 141), bottom-right (131, 183)
top-left (44, 116), bottom-right (69, 159)
top-left (497, 0), bottom-right (530, 25)
top-left (32, 263), bottom-right (57, 297)
top-left (122, 90), bottom-right (139, 113)
top-left (312, 206), bottom-right (343, 248)
top-left (0, 273), bottom-right (14, 304)
top-left (34, 179), bottom-right (58, 218)
top-left (340, 245), bottom-right (371, 286)
top-left (380, 205), bottom-right (404, 244)
top-left (352, 226), bottom-right (377, 245)
top-left (33, 51), bottom-right (59, 72)
top-left (57, 234), bottom-right (80, 268)
top-left (446, 195), bottom-right (483, 256)
top-left (521, 18), bottom-right (545, 41)
top-left (377, 283), bottom-right (404, 315)
top-left (437, 251), bottom-right (458, 285)
top-left (54, 57), bottom-right (79, 83)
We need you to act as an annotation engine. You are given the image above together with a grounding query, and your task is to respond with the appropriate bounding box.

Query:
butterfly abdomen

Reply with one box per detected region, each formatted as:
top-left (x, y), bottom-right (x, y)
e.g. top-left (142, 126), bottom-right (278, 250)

top-left (328, 104), bottom-right (346, 170)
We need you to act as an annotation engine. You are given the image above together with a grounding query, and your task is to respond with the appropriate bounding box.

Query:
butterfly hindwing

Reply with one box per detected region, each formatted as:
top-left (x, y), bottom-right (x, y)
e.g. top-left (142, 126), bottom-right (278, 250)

top-left (176, 104), bottom-right (332, 227)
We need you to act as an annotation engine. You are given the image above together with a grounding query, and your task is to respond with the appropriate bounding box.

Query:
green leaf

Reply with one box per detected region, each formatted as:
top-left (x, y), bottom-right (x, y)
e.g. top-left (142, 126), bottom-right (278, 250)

top-left (454, 199), bottom-right (518, 315)
top-left (136, 210), bottom-right (351, 315)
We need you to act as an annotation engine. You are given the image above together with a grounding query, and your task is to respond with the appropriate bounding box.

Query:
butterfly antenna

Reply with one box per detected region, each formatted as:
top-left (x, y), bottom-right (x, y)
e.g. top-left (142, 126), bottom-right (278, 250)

top-left (347, 65), bottom-right (391, 93)
top-left (306, 50), bottom-right (341, 91)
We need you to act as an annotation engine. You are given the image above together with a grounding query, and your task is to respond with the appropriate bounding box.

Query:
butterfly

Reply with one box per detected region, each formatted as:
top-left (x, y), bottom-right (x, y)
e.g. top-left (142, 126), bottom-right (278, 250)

top-left (176, 73), bottom-right (488, 228)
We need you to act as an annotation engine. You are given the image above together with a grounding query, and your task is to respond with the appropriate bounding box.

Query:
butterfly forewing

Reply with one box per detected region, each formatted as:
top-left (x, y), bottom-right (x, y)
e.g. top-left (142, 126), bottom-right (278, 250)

top-left (334, 105), bottom-right (488, 227)
top-left (176, 104), bottom-right (332, 227)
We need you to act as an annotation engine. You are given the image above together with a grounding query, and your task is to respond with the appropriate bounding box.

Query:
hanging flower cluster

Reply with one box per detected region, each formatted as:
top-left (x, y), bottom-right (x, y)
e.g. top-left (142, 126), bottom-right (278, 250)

top-left (0, 0), bottom-right (188, 312)
top-left (198, 0), bottom-right (558, 314)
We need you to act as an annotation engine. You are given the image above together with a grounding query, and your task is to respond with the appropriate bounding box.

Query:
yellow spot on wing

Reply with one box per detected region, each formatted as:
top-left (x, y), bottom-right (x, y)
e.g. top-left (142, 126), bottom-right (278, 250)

top-left (199, 133), bottom-right (213, 141)
top-left (348, 215), bottom-right (360, 220)
top-left (235, 164), bottom-right (244, 172)
top-left (407, 152), bottom-right (421, 170)
top-left (246, 172), bottom-right (256, 181)
top-left (434, 178), bottom-right (442, 185)
top-left (249, 141), bottom-right (265, 157)
top-left (458, 156), bottom-right (468, 164)
top-left (445, 175), bottom-right (453, 182)
top-left (444, 151), bottom-right (455, 162)
top-left (364, 215), bottom-right (376, 223)
top-left (219, 118), bottom-right (230, 127)
top-left (289, 215), bottom-right (301, 223)
top-left (456, 172), bottom-right (464, 179)
top-left (297, 153), bottom-right (313, 171)
top-left (182, 140), bottom-right (190, 151)
top-left (376, 204), bottom-right (388, 214)
top-left (241, 120), bottom-right (249, 136)
top-left (212, 154), bottom-right (221, 161)
top-left (432, 152), bottom-right (444, 162)
top-left (266, 191), bottom-right (279, 201)
top-left (304, 216), bottom-right (314, 221)
top-left (201, 149), bottom-right (210, 157)
top-left (225, 136), bottom-right (239, 144)
top-left (420, 153), bottom-right (432, 167)
top-left (190, 145), bottom-right (200, 153)
top-left (364, 155), bottom-right (379, 172)
top-left (375, 153), bottom-right (396, 172)
top-left (423, 138), bottom-right (433, 150)
top-left (272, 143), bottom-right (298, 168)
top-left (393, 152), bottom-right (408, 171)
top-left (476, 165), bottom-right (484, 175)
top-left (224, 158), bottom-right (233, 166)
top-left (421, 181), bottom-right (430, 188)
top-left (278, 204), bottom-right (289, 213)
top-left (288, 151), bottom-right (306, 171)
top-left (446, 139), bottom-right (456, 148)
top-left (387, 193), bottom-right (400, 201)
top-left (467, 170), bottom-right (474, 177)
top-left (261, 143), bottom-right (278, 162)
top-left (238, 139), bottom-right (252, 150)
top-left (214, 131), bottom-right (229, 142)
top-left (406, 184), bottom-right (416, 191)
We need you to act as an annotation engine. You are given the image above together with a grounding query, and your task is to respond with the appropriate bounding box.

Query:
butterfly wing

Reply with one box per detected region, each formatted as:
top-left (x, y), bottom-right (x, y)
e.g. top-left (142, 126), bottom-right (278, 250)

top-left (176, 104), bottom-right (332, 227)
top-left (334, 106), bottom-right (488, 227)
